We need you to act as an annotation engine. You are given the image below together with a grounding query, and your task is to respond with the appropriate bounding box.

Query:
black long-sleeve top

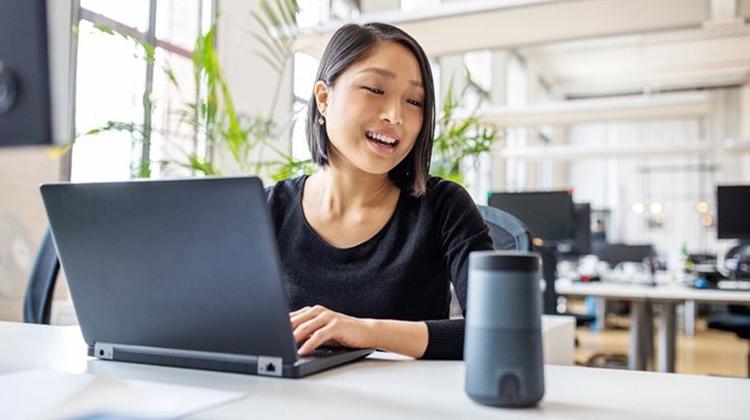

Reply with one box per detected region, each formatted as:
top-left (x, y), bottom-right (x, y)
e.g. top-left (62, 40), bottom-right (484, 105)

top-left (265, 175), bottom-right (493, 359)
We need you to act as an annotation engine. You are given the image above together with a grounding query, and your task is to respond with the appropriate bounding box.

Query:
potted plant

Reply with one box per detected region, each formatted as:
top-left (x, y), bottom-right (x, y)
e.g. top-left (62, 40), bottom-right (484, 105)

top-left (61, 1), bottom-right (501, 189)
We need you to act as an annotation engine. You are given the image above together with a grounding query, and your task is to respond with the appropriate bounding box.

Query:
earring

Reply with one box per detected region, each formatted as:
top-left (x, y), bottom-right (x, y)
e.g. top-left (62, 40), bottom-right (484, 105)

top-left (318, 106), bottom-right (326, 125)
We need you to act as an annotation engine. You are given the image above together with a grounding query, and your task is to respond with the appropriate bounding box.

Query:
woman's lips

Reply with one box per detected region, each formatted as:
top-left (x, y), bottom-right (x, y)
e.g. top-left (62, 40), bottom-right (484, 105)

top-left (364, 132), bottom-right (398, 155)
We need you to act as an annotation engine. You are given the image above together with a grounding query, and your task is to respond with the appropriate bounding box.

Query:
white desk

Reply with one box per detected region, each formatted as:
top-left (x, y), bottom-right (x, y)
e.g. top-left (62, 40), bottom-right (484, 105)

top-left (555, 279), bottom-right (750, 372)
top-left (2, 322), bottom-right (749, 419)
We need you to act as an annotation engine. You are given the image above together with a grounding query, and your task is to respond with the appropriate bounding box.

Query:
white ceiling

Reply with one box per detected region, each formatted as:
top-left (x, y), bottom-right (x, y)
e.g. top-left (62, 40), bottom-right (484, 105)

top-left (295, 0), bottom-right (750, 98)
top-left (521, 20), bottom-right (750, 98)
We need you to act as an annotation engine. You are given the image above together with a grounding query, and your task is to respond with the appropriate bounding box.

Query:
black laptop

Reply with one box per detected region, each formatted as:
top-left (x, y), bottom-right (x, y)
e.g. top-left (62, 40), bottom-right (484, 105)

top-left (40, 176), bottom-right (373, 378)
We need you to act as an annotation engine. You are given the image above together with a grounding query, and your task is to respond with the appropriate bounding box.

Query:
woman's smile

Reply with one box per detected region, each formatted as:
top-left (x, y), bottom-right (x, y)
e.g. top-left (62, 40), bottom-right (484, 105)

top-left (364, 129), bottom-right (401, 155)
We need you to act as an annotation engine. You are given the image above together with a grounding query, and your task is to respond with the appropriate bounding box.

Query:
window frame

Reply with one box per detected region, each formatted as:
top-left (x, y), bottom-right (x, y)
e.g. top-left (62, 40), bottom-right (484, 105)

top-left (74, 0), bottom-right (215, 179)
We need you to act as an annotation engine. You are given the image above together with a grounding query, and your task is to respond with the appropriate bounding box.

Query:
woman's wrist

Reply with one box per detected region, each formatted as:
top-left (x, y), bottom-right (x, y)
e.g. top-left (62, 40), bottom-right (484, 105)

top-left (363, 318), bottom-right (428, 358)
top-left (363, 318), bottom-right (380, 349)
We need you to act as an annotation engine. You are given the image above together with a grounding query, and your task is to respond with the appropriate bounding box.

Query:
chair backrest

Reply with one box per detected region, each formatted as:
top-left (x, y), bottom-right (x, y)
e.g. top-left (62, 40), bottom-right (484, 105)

top-left (477, 205), bottom-right (533, 251)
top-left (449, 205), bottom-right (534, 319)
top-left (23, 229), bottom-right (60, 324)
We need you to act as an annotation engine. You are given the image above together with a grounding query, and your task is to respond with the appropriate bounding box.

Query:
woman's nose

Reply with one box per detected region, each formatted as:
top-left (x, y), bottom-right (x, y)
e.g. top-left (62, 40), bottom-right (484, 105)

top-left (380, 99), bottom-right (403, 125)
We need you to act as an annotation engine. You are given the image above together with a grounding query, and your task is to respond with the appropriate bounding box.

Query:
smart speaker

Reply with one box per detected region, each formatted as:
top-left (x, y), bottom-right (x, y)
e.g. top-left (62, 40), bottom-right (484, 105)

top-left (464, 250), bottom-right (544, 407)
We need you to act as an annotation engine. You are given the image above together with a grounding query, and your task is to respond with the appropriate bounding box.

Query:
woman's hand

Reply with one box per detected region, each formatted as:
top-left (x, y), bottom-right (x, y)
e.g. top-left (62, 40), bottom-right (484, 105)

top-left (290, 305), bottom-right (376, 355)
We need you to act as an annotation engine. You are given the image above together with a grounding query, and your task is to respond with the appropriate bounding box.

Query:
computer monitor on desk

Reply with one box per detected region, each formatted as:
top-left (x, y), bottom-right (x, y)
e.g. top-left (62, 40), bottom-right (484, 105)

top-left (717, 186), bottom-right (750, 240)
top-left (717, 185), bottom-right (750, 279)
top-left (574, 203), bottom-right (592, 255)
top-left (487, 192), bottom-right (594, 255)
top-left (488, 190), bottom-right (576, 314)
top-left (560, 203), bottom-right (592, 256)
top-left (487, 191), bottom-right (575, 244)
top-left (592, 243), bottom-right (655, 267)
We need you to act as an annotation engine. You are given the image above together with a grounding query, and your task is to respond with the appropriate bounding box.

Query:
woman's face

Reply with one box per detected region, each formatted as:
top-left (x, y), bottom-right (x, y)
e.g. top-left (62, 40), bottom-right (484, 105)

top-left (314, 41), bottom-right (425, 176)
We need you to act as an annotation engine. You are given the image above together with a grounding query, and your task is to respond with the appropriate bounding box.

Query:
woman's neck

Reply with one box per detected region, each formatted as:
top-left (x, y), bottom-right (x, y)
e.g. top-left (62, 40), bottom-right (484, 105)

top-left (309, 159), bottom-right (395, 217)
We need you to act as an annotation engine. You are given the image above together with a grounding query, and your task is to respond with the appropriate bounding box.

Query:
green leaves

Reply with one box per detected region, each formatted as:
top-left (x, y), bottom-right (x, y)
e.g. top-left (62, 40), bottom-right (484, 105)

top-left (270, 156), bottom-right (315, 182)
top-left (70, 2), bottom-right (308, 181)
top-left (250, 0), bottom-right (299, 73)
top-left (73, 8), bottom-right (498, 189)
top-left (431, 69), bottom-right (502, 187)
top-left (93, 24), bottom-right (156, 63)
top-left (184, 155), bottom-right (220, 175)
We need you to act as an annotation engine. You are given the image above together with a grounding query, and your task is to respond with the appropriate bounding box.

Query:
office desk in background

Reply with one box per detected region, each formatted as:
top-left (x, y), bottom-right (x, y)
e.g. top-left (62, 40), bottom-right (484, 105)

top-left (2, 321), bottom-right (749, 419)
top-left (555, 278), bottom-right (750, 372)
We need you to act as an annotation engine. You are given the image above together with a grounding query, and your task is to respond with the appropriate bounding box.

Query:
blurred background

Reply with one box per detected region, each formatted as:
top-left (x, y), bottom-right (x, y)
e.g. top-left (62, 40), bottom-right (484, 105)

top-left (1, 0), bottom-right (749, 377)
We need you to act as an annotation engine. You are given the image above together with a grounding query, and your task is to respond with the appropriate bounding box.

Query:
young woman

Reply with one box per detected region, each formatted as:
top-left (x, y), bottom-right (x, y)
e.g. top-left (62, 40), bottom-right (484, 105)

top-left (265, 23), bottom-right (493, 360)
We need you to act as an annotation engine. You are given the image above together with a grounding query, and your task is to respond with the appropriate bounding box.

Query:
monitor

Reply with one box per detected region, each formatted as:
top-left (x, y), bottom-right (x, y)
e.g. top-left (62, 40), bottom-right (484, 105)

top-left (717, 185), bottom-right (750, 240)
top-left (571, 203), bottom-right (592, 255)
top-left (592, 242), bottom-right (655, 266)
top-left (0, 0), bottom-right (52, 147)
top-left (488, 191), bottom-right (575, 241)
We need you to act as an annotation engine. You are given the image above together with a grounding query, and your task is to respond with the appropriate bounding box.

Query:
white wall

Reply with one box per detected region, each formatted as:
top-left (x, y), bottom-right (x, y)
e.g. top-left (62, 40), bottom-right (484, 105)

top-left (0, 0), bottom-right (75, 321)
top-left (360, 0), bottom-right (401, 13)
top-left (567, 87), bottom-right (747, 262)
top-left (215, 0), bottom-right (294, 177)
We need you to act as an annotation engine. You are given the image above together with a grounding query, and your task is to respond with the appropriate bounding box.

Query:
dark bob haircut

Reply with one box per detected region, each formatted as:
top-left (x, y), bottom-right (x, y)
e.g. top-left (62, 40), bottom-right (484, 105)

top-left (306, 22), bottom-right (435, 197)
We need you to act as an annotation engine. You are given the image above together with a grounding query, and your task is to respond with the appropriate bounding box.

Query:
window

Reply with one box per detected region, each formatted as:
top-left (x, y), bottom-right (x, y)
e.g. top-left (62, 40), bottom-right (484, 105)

top-left (297, 0), bottom-right (325, 28)
top-left (72, 0), bottom-right (214, 182)
top-left (505, 53), bottom-right (529, 190)
top-left (463, 50), bottom-right (492, 109)
top-left (297, 0), bottom-right (360, 27)
top-left (291, 52), bottom-right (320, 161)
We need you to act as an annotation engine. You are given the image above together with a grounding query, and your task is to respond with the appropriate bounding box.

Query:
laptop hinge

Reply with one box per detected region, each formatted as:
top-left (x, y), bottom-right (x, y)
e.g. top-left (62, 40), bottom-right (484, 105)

top-left (93, 342), bottom-right (114, 359)
top-left (92, 342), bottom-right (283, 376)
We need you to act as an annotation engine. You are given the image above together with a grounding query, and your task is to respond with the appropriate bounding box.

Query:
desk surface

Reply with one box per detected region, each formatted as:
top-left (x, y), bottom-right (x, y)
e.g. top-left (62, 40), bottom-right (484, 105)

top-left (556, 278), bottom-right (750, 303)
top-left (2, 322), bottom-right (750, 419)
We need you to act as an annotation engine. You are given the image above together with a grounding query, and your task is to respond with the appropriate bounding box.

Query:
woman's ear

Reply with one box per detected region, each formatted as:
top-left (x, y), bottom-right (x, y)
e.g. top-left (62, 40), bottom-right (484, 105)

top-left (313, 80), bottom-right (330, 114)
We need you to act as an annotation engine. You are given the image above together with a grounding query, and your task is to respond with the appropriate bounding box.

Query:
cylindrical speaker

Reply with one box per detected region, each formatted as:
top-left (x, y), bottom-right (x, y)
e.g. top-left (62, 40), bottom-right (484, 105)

top-left (464, 250), bottom-right (544, 407)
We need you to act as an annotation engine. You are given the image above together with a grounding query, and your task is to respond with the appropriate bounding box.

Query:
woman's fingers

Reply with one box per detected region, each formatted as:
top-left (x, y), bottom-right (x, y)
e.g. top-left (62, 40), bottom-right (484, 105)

top-left (293, 312), bottom-right (331, 343)
top-left (288, 305), bottom-right (372, 355)
top-left (297, 324), bottom-right (337, 355)
top-left (289, 305), bottom-right (325, 328)
top-left (289, 306), bottom-right (312, 318)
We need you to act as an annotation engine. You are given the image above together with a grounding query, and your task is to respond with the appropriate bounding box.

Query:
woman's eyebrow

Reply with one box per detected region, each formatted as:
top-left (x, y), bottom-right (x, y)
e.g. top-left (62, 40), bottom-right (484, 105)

top-left (357, 67), bottom-right (423, 88)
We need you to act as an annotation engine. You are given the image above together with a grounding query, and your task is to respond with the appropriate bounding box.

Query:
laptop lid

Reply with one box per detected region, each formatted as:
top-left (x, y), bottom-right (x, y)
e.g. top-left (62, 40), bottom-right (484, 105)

top-left (40, 176), bottom-right (299, 364)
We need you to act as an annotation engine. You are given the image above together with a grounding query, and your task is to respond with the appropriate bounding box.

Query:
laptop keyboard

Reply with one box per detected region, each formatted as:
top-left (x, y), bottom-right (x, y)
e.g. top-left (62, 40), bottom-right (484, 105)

top-left (296, 345), bottom-right (351, 360)
top-left (311, 347), bottom-right (348, 357)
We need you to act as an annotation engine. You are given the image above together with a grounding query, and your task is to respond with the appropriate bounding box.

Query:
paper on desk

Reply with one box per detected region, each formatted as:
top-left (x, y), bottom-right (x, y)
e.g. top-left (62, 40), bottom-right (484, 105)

top-left (0, 369), bottom-right (93, 420)
top-left (0, 369), bottom-right (244, 419)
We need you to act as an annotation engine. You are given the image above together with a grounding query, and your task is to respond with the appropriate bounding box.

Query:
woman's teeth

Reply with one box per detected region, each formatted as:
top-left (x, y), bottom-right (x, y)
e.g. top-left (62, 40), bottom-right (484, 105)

top-left (365, 131), bottom-right (398, 146)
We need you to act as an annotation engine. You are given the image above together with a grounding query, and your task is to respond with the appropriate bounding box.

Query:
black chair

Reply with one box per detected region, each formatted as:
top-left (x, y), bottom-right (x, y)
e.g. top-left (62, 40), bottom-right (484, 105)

top-left (478, 205), bottom-right (595, 325)
top-left (448, 206), bottom-right (533, 318)
top-left (23, 229), bottom-right (60, 324)
top-left (476, 205), bottom-right (533, 251)
top-left (707, 306), bottom-right (750, 377)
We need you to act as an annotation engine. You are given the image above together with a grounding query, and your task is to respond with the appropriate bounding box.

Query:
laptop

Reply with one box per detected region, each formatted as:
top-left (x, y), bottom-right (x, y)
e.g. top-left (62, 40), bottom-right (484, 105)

top-left (40, 176), bottom-right (373, 378)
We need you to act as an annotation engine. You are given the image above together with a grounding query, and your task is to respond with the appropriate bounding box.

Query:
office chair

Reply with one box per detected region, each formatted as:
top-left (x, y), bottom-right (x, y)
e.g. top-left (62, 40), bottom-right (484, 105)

top-left (23, 229), bottom-right (60, 324)
top-left (477, 205), bottom-right (595, 324)
top-left (476, 205), bottom-right (533, 251)
top-left (448, 206), bottom-right (533, 318)
top-left (707, 306), bottom-right (750, 377)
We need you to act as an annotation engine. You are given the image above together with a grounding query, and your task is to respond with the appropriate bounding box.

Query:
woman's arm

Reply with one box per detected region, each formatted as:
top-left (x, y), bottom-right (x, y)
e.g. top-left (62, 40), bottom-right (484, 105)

top-left (290, 305), bottom-right (428, 358)
top-left (368, 318), bottom-right (428, 358)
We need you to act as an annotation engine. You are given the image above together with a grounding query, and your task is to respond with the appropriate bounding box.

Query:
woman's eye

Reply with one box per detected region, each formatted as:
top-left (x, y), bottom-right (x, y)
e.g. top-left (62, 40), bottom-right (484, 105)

top-left (407, 99), bottom-right (423, 107)
top-left (364, 86), bottom-right (384, 94)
